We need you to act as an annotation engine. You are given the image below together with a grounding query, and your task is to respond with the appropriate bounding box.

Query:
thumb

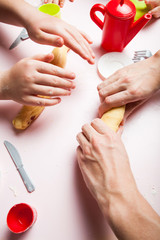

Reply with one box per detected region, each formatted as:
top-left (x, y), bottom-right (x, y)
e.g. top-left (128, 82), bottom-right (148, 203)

top-left (117, 125), bottom-right (124, 136)
top-left (31, 53), bottom-right (54, 63)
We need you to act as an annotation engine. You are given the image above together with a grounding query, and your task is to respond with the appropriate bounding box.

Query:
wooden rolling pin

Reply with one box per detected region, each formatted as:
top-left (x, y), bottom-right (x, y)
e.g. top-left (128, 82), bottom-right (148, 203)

top-left (12, 45), bottom-right (125, 131)
top-left (101, 106), bottom-right (125, 132)
top-left (12, 46), bottom-right (69, 130)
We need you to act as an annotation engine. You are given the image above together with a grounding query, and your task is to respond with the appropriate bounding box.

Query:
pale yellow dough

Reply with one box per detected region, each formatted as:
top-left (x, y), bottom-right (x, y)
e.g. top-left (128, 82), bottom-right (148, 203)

top-left (12, 45), bottom-right (124, 131)
top-left (101, 106), bottom-right (125, 132)
top-left (51, 45), bottom-right (69, 68)
top-left (12, 105), bottom-right (45, 130)
top-left (12, 46), bottom-right (69, 130)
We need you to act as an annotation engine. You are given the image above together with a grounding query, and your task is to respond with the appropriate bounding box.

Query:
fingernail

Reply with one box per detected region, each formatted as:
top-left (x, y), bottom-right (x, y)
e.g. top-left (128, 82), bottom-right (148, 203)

top-left (85, 54), bottom-right (89, 59)
top-left (47, 53), bottom-right (54, 59)
top-left (92, 52), bottom-right (96, 58)
top-left (56, 38), bottom-right (63, 47)
top-left (89, 58), bottom-right (95, 64)
top-left (67, 91), bottom-right (71, 95)
top-left (72, 83), bottom-right (76, 88)
top-left (97, 85), bottom-right (101, 90)
top-left (53, 98), bottom-right (61, 104)
top-left (99, 90), bottom-right (103, 96)
top-left (70, 73), bottom-right (76, 78)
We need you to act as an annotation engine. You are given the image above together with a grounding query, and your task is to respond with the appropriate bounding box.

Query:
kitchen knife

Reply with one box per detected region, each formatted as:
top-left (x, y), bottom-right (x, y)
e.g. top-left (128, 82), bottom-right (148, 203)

top-left (9, 28), bottom-right (29, 50)
top-left (4, 140), bottom-right (35, 193)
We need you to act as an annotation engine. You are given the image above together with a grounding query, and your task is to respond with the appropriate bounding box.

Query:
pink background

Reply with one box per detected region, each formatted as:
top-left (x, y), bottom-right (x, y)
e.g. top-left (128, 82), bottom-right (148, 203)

top-left (0, 1), bottom-right (160, 239)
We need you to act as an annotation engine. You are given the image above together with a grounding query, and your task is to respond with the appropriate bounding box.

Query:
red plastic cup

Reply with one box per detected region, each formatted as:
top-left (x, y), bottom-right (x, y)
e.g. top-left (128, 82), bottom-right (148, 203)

top-left (7, 203), bottom-right (37, 233)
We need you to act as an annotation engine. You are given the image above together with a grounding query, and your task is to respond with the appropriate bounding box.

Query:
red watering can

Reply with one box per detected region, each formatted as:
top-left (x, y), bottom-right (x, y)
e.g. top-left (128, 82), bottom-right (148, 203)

top-left (90, 0), bottom-right (152, 52)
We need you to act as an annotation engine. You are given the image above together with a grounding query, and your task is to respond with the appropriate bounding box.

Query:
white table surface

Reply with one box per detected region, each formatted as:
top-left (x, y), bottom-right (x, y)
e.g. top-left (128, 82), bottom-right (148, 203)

top-left (0, 1), bottom-right (160, 239)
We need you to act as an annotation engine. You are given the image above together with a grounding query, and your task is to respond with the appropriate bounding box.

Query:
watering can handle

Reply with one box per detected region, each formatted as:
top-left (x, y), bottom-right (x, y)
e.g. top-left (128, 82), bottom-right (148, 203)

top-left (90, 4), bottom-right (106, 30)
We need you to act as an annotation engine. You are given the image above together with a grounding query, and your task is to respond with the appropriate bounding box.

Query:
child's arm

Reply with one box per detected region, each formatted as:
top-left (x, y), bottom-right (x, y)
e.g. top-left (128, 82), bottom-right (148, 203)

top-left (43, 0), bottom-right (74, 8)
top-left (0, 0), bottom-right (95, 64)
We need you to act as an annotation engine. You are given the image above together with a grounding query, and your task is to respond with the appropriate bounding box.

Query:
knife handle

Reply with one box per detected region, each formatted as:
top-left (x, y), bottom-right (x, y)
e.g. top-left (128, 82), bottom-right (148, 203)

top-left (18, 167), bottom-right (35, 193)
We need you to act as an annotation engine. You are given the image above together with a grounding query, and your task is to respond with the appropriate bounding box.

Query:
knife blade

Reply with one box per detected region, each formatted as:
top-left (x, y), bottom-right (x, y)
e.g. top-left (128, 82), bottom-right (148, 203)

top-left (9, 28), bottom-right (29, 50)
top-left (4, 140), bottom-right (35, 193)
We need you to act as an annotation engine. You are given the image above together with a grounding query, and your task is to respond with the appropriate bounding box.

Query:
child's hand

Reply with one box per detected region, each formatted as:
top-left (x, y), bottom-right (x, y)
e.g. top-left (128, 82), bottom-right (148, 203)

top-left (146, 0), bottom-right (160, 18)
top-left (0, 53), bottom-right (76, 106)
top-left (25, 10), bottom-right (95, 64)
top-left (0, 0), bottom-right (95, 64)
top-left (43, 0), bottom-right (74, 8)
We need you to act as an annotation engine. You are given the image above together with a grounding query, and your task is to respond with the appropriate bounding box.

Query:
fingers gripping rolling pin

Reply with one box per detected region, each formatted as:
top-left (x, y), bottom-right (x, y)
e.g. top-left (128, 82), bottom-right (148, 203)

top-left (98, 55), bottom-right (126, 132)
top-left (12, 46), bottom-right (69, 130)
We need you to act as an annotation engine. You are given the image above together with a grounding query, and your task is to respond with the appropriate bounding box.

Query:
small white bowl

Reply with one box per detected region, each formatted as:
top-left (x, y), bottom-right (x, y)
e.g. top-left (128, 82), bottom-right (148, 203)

top-left (98, 52), bottom-right (133, 80)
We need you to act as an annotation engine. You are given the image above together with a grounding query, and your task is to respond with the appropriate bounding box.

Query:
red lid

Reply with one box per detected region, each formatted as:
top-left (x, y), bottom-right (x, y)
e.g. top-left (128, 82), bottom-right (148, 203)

top-left (106, 0), bottom-right (136, 19)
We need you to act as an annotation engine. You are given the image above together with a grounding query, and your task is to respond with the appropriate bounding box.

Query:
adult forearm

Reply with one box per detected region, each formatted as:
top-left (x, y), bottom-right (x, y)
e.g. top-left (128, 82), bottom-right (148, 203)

top-left (103, 190), bottom-right (160, 240)
top-left (77, 118), bottom-right (160, 239)
top-left (0, 0), bottom-right (35, 27)
top-left (77, 119), bottom-right (160, 239)
top-left (154, 49), bottom-right (160, 67)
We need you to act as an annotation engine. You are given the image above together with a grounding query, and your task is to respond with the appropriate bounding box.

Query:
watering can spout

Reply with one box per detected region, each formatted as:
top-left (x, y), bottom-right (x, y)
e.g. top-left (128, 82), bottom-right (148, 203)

top-left (124, 13), bottom-right (152, 47)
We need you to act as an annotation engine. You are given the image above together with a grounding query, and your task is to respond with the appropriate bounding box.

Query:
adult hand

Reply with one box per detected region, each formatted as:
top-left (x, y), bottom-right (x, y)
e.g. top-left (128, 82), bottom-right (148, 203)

top-left (76, 118), bottom-right (137, 212)
top-left (43, 0), bottom-right (74, 8)
top-left (0, 53), bottom-right (75, 106)
top-left (76, 118), bottom-right (160, 240)
top-left (98, 50), bottom-right (160, 118)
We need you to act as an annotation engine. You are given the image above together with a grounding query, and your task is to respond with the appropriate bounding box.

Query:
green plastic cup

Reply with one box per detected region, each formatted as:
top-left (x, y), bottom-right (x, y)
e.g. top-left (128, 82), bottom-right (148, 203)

top-left (130, 0), bottom-right (149, 21)
top-left (38, 3), bottom-right (61, 18)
